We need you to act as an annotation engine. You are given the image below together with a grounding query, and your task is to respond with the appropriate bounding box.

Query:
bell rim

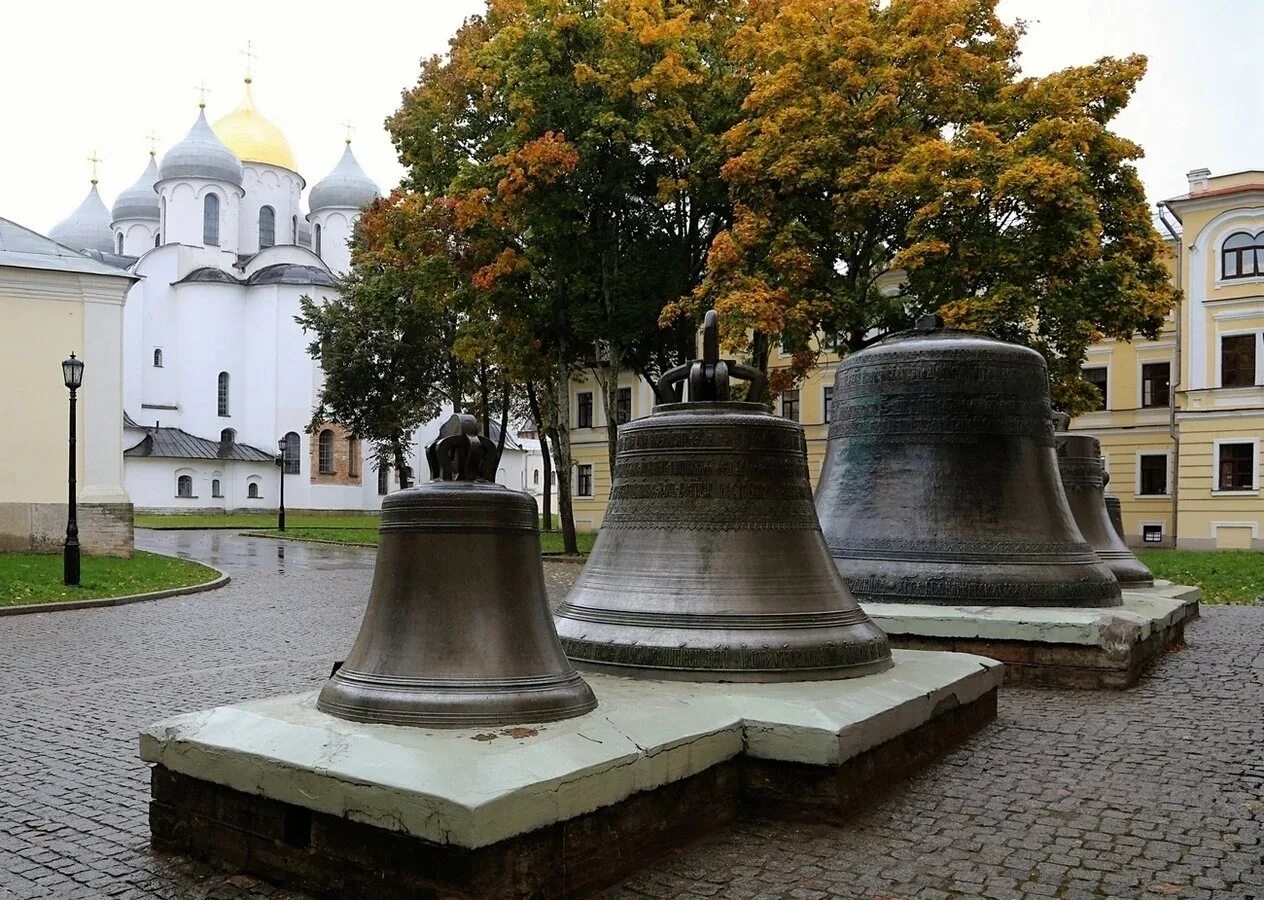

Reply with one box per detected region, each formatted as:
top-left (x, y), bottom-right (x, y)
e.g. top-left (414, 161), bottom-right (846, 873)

top-left (561, 642), bottom-right (895, 683)
top-left (316, 668), bottom-right (598, 728)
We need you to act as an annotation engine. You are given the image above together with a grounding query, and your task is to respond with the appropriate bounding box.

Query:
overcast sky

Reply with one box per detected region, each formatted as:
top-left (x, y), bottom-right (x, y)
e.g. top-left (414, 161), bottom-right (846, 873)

top-left (3, 1), bottom-right (1260, 235)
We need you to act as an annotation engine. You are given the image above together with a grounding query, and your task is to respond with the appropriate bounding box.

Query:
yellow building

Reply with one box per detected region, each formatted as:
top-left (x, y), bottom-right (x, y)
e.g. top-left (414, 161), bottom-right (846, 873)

top-left (568, 169), bottom-right (1264, 548)
top-left (1071, 167), bottom-right (1264, 549)
top-left (0, 217), bottom-right (136, 554)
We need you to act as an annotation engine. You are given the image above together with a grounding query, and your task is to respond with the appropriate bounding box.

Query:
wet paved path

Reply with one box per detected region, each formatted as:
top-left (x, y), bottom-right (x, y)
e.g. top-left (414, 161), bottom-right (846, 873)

top-left (0, 536), bottom-right (1260, 899)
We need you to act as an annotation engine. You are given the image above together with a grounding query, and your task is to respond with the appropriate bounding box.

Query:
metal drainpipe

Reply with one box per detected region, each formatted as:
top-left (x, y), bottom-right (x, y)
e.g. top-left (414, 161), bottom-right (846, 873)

top-left (1156, 202), bottom-right (1182, 549)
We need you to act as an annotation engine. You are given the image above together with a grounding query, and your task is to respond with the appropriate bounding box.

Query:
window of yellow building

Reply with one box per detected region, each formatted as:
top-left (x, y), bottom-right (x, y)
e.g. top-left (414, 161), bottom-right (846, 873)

top-left (1138, 454), bottom-right (1169, 496)
top-left (1216, 441), bottom-right (1257, 492)
top-left (1084, 366), bottom-right (1108, 410)
top-left (1220, 335), bottom-right (1256, 388)
top-left (616, 387), bottom-right (631, 424)
top-left (576, 464), bottom-right (593, 498)
top-left (577, 391), bottom-right (593, 428)
top-left (1141, 363), bottom-right (1170, 408)
top-left (781, 389), bottom-right (800, 423)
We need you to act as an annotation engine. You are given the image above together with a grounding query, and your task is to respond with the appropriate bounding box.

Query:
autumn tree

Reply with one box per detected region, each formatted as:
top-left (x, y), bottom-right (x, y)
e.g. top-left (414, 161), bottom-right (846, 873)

top-left (297, 194), bottom-right (469, 484)
top-left (680, 0), bottom-right (1178, 412)
top-left (388, 0), bottom-right (747, 532)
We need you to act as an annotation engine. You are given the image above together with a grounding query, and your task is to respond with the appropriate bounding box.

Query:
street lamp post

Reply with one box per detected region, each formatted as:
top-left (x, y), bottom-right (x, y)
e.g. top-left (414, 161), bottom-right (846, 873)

top-left (277, 436), bottom-right (288, 532)
top-left (61, 353), bottom-right (85, 586)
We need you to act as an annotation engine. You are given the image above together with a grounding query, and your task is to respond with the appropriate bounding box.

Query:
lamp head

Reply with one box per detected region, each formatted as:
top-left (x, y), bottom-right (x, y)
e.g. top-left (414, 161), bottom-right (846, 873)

top-left (62, 353), bottom-right (84, 390)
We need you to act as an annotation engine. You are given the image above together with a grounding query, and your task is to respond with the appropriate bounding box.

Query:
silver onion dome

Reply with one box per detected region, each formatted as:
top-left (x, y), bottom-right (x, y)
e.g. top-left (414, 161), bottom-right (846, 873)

top-left (309, 143), bottom-right (379, 211)
top-left (49, 184), bottom-right (114, 254)
top-left (159, 109), bottom-right (243, 188)
top-left (111, 156), bottom-right (160, 222)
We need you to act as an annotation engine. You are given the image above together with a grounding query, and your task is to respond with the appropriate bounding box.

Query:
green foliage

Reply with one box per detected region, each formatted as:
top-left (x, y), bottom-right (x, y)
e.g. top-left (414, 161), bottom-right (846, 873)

top-left (0, 551), bottom-right (218, 607)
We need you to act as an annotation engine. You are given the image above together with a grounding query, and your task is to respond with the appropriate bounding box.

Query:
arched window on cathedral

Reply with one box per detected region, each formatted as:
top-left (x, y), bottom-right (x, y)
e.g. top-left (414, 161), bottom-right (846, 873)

top-left (314, 223), bottom-right (322, 258)
top-left (153, 348), bottom-right (163, 368)
top-left (177, 474), bottom-right (193, 498)
top-left (217, 372), bottom-right (230, 416)
top-left (259, 206), bottom-right (276, 248)
top-left (318, 429), bottom-right (334, 474)
top-left (117, 232), bottom-right (124, 254)
top-left (160, 197), bottom-right (166, 237)
top-left (154, 232), bottom-right (161, 248)
top-left (247, 482), bottom-right (260, 499)
top-left (282, 431), bottom-right (301, 474)
top-left (203, 194), bottom-right (220, 246)
top-left (291, 215), bottom-right (298, 245)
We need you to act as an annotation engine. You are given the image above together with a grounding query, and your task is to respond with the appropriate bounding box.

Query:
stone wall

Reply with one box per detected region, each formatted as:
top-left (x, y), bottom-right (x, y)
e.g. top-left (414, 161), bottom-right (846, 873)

top-left (0, 502), bottom-right (134, 558)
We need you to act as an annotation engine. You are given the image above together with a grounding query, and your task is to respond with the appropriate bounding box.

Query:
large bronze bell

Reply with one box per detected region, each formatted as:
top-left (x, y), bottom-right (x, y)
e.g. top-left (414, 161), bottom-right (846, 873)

top-left (318, 414), bottom-right (597, 727)
top-left (1054, 430), bottom-right (1154, 586)
top-left (816, 316), bottom-right (1122, 608)
top-left (1105, 493), bottom-right (1126, 541)
top-left (554, 311), bottom-right (892, 682)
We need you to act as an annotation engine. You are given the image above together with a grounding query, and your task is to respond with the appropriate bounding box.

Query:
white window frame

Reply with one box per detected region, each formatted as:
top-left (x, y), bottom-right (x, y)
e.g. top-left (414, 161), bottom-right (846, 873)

top-left (1134, 451), bottom-right (1172, 497)
top-left (1139, 522), bottom-right (1165, 545)
top-left (1214, 329), bottom-right (1262, 389)
top-left (575, 463), bottom-right (594, 498)
top-left (1212, 437), bottom-right (1260, 495)
top-left (1082, 363), bottom-right (1109, 411)
top-left (1136, 358), bottom-right (1173, 409)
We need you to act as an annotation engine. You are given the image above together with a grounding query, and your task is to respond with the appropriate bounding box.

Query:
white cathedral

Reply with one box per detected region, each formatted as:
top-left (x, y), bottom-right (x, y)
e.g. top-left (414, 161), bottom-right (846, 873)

top-left (46, 79), bottom-right (526, 513)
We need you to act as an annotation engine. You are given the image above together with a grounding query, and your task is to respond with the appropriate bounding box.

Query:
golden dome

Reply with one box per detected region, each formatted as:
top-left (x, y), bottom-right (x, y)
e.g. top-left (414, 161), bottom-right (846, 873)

top-left (211, 80), bottom-right (298, 172)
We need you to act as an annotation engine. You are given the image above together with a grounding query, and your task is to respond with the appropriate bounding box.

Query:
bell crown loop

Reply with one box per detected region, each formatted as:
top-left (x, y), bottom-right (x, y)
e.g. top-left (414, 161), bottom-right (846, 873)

top-left (425, 413), bottom-right (500, 483)
top-left (654, 309), bottom-right (768, 404)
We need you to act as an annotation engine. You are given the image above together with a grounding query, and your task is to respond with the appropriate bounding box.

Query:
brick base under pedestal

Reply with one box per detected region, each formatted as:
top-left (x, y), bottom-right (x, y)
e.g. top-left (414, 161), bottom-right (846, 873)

top-left (889, 614), bottom-right (1192, 689)
top-left (149, 688), bottom-right (996, 899)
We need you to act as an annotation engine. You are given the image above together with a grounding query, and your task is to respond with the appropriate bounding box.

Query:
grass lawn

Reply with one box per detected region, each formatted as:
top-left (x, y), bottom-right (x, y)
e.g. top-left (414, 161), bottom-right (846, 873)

top-left (0, 550), bottom-right (219, 608)
top-left (135, 512), bottom-right (380, 530)
top-left (1135, 549), bottom-right (1264, 605)
top-left (243, 527), bottom-right (599, 555)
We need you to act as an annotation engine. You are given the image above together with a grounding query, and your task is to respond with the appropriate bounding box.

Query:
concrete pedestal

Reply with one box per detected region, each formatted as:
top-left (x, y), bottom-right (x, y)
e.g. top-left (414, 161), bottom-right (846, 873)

top-left (142, 650), bottom-right (1000, 899)
top-left (864, 582), bottom-right (1200, 689)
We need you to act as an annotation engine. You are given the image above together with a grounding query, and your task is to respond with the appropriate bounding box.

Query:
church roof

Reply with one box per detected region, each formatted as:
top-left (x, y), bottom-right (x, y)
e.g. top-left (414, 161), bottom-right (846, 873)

top-left (309, 143), bottom-right (380, 211)
top-left (112, 155), bottom-right (161, 222)
top-left (246, 263), bottom-right (336, 286)
top-left (160, 108), bottom-right (243, 188)
top-left (48, 183), bottom-right (114, 254)
top-left (172, 263), bottom-right (336, 287)
top-left (0, 216), bottom-right (135, 279)
top-left (124, 426), bottom-right (276, 462)
top-left (213, 81), bottom-right (298, 173)
top-left (174, 266), bottom-right (240, 285)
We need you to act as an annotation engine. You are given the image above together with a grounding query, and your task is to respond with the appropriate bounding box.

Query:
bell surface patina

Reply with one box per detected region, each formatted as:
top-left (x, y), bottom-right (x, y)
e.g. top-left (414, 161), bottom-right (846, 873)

top-left (554, 311), bottom-right (892, 682)
top-left (1105, 494), bottom-right (1126, 541)
top-left (816, 315), bottom-right (1122, 608)
top-left (1055, 430), bottom-right (1155, 586)
top-left (318, 414), bottom-right (596, 727)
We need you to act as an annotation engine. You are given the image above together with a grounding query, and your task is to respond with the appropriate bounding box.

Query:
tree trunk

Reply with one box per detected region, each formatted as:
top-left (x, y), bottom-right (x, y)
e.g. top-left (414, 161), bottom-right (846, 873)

top-left (494, 379), bottom-right (510, 462)
top-left (391, 431), bottom-right (411, 489)
top-left (592, 345), bottom-right (624, 482)
top-left (549, 369), bottom-right (578, 555)
top-left (526, 381), bottom-right (553, 531)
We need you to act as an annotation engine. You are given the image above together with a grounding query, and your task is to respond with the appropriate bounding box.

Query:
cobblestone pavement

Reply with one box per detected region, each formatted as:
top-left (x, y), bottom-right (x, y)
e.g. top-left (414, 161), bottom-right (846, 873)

top-left (0, 541), bottom-right (1260, 899)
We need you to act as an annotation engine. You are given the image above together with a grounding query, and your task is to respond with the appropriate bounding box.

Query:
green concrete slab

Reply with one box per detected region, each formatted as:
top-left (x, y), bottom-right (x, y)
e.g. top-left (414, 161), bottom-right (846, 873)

top-left (140, 649), bottom-right (1000, 850)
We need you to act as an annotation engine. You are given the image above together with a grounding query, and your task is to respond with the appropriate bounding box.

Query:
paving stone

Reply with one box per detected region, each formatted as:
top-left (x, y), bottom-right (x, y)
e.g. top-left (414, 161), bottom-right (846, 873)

top-left (0, 543), bottom-right (1261, 899)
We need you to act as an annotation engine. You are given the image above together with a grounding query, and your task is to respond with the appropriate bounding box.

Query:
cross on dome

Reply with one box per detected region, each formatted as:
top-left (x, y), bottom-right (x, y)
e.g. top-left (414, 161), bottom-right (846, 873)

top-left (87, 151), bottom-right (102, 185)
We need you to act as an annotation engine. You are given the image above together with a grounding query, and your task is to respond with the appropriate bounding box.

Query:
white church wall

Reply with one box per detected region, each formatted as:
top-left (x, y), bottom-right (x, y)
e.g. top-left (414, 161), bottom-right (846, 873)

top-left (124, 456), bottom-right (279, 513)
top-left (157, 178), bottom-right (243, 253)
top-left (237, 164), bottom-right (303, 255)
top-left (308, 209), bottom-right (353, 275)
top-left (114, 220), bottom-right (157, 256)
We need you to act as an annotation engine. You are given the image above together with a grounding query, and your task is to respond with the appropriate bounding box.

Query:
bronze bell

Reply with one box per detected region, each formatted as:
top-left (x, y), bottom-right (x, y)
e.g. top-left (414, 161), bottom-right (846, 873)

top-left (816, 316), bottom-right (1122, 608)
top-left (1054, 431), bottom-right (1154, 587)
top-left (554, 310), bottom-right (892, 682)
top-left (1105, 493), bottom-right (1126, 541)
top-left (318, 414), bottom-right (597, 727)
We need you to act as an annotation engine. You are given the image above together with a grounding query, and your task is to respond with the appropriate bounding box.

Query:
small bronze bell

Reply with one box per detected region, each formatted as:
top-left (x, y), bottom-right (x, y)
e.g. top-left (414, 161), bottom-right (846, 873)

top-left (817, 316), bottom-right (1122, 608)
top-left (554, 311), bottom-right (892, 682)
top-left (318, 414), bottom-right (597, 727)
top-left (1105, 493), bottom-right (1126, 541)
top-left (1055, 431), bottom-right (1154, 587)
